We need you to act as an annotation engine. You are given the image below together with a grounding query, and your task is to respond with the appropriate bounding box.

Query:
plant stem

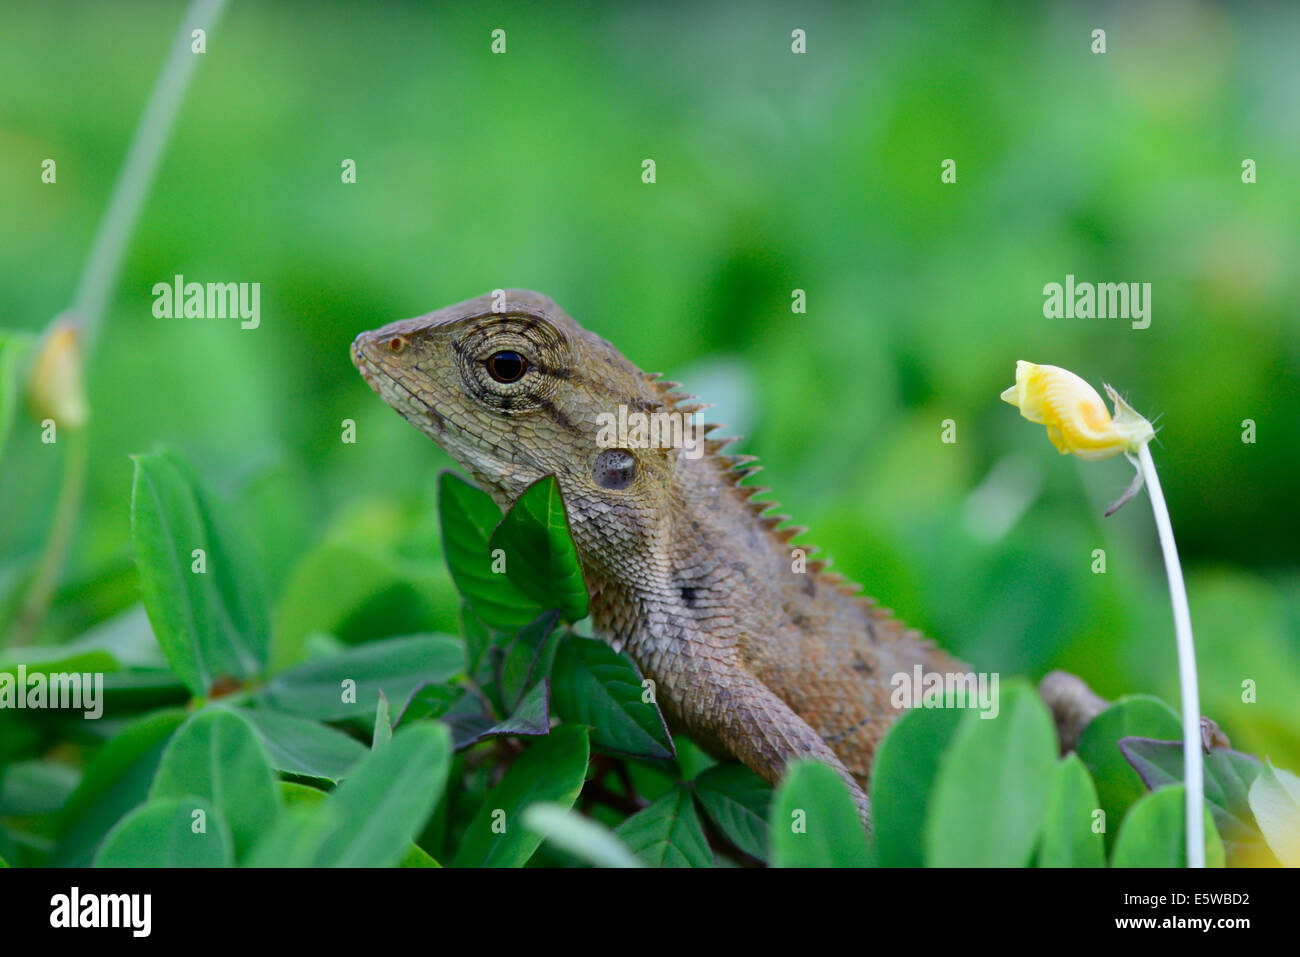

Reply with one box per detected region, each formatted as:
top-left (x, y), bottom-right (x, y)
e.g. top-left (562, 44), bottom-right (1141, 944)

top-left (7, 0), bottom-right (227, 646)
top-left (75, 0), bottom-right (229, 354)
top-left (11, 428), bottom-right (89, 646)
top-left (1138, 442), bottom-right (1204, 868)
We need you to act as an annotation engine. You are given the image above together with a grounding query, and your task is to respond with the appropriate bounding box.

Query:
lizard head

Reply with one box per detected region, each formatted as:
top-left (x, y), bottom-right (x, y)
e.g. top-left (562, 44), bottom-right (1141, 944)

top-left (351, 290), bottom-right (693, 563)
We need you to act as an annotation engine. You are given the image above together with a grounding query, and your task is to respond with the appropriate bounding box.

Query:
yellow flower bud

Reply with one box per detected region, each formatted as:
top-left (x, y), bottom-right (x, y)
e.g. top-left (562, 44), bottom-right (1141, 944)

top-left (1000, 360), bottom-right (1152, 460)
top-left (27, 318), bottom-right (89, 429)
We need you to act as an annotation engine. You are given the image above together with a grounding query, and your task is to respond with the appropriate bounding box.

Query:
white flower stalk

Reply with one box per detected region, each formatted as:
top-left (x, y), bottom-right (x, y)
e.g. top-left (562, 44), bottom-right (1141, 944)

top-left (1003, 361), bottom-right (1205, 867)
top-left (1135, 440), bottom-right (1204, 867)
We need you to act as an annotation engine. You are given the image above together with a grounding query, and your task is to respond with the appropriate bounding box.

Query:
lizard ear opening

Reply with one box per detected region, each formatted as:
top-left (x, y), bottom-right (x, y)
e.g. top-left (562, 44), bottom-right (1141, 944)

top-left (592, 448), bottom-right (637, 490)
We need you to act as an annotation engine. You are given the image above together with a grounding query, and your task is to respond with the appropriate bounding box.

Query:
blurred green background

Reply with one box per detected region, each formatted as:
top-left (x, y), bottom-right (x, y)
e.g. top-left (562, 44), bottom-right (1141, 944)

top-left (1, 0), bottom-right (1297, 771)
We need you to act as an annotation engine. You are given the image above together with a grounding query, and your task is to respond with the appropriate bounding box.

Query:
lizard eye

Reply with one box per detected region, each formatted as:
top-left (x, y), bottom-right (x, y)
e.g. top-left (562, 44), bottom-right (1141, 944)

top-left (486, 350), bottom-right (528, 383)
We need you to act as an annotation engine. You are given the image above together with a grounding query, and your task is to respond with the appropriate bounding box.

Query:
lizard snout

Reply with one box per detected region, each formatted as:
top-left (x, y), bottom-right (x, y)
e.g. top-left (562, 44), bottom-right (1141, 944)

top-left (350, 333), bottom-right (378, 388)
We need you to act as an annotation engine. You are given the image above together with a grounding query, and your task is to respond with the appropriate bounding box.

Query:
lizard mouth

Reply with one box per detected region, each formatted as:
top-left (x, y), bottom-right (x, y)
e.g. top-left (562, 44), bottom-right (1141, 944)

top-left (350, 334), bottom-right (424, 420)
top-left (350, 325), bottom-right (548, 492)
top-left (351, 330), bottom-right (463, 451)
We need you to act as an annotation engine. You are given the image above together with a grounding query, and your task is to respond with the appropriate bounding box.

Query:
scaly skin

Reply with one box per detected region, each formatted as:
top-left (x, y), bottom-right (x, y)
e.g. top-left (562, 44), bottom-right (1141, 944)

top-left (351, 290), bottom-right (1104, 825)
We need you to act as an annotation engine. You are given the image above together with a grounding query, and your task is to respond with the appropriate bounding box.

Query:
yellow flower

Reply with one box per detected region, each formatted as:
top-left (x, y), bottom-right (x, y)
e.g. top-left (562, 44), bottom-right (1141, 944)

top-left (1000, 360), bottom-right (1152, 460)
top-left (27, 318), bottom-right (89, 429)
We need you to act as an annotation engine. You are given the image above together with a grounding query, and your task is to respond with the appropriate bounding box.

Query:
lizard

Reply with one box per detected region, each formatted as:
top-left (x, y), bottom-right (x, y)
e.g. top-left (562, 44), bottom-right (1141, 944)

top-left (351, 289), bottom-right (1115, 825)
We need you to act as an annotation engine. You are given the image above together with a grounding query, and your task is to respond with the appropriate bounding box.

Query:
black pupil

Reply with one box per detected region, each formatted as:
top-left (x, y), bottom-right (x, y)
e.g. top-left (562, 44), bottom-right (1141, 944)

top-left (488, 351), bottom-right (526, 383)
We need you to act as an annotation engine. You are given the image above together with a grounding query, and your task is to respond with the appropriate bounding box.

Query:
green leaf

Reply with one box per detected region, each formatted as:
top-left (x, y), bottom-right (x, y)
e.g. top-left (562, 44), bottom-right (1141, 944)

top-left (482, 679), bottom-right (551, 739)
top-left (522, 802), bottom-right (641, 868)
top-left (239, 708), bottom-right (366, 783)
top-left (1038, 754), bottom-right (1105, 867)
top-left (460, 602), bottom-right (493, 681)
top-left (259, 633), bottom-right (462, 721)
top-left (399, 843), bottom-right (441, 867)
top-left (372, 691), bottom-right (392, 749)
top-left (438, 472), bottom-right (540, 631)
top-left (1118, 737), bottom-right (1264, 845)
top-left (98, 669), bottom-right (190, 715)
top-left (130, 448), bottom-right (270, 696)
top-left (51, 708), bottom-right (186, 867)
top-left (615, 785), bottom-right (713, 867)
top-left (398, 686), bottom-right (496, 749)
top-left (452, 724), bottom-right (590, 868)
top-left (1111, 785), bottom-right (1225, 867)
top-left (673, 736), bottom-right (717, 780)
top-left (1077, 695), bottom-right (1181, 849)
top-left (149, 707), bottom-right (282, 860)
top-left (395, 682), bottom-right (463, 727)
top-left (54, 602), bottom-right (167, 668)
top-left (488, 475), bottom-right (589, 623)
top-left (312, 722), bottom-right (452, 867)
top-left (0, 328), bottom-right (35, 458)
top-left (770, 760), bottom-right (873, 867)
top-left (1248, 763), bottom-right (1300, 867)
top-left (692, 764), bottom-right (772, 861)
top-left (271, 540), bottom-right (442, 671)
top-left (0, 650), bottom-right (120, 727)
top-left (0, 646), bottom-right (121, 679)
top-left (279, 780), bottom-right (328, 807)
top-left (95, 797), bottom-right (234, 867)
top-left (870, 704), bottom-right (964, 867)
top-left (924, 679), bottom-right (1057, 867)
top-left (551, 635), bottom-right (674, 759)
top-left (265, 779), bottom-right (442, 867)
top-left (243, 804), bottom-right (338, 868)
top-left (497, 609), bottom-right (561, 711)
top-left (0, 760), bottom-right (80, 816)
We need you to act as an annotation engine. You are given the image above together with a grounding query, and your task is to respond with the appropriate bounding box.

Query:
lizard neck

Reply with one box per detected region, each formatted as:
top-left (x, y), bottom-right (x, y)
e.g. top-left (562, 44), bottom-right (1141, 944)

top-left (575, 450), bottom-right (853, 667)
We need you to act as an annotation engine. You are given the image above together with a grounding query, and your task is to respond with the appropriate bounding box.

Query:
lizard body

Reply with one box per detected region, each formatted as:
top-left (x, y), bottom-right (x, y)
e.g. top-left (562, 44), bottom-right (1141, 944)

top-left (351, 290), bottom-right (1096, 823)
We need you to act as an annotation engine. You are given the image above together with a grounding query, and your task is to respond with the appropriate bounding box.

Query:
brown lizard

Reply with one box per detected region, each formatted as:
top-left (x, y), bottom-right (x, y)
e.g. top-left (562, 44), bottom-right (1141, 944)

top-left (351, 289), bottom-right (1112, 824)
